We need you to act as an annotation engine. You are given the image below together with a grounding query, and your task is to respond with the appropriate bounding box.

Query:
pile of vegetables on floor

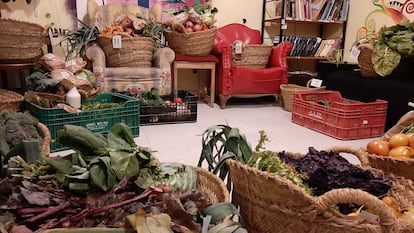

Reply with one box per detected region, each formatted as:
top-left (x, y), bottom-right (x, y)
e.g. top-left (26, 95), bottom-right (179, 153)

top-left (0, 123), bottom-right (245, 233)
top-left (198, 125), bottom-right (414, 223)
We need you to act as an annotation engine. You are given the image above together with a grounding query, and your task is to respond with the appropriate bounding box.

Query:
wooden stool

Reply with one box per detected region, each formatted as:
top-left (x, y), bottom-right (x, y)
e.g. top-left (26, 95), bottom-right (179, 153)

top-left (173, 54), bottom-right (218, 108)
top-left (0, 63), bottom-right (36, 93)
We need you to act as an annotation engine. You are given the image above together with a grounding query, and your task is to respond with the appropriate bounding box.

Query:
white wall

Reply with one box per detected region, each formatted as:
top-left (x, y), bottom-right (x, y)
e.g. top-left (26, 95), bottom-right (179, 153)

top-left (211, 0), bottom-right (262, 30)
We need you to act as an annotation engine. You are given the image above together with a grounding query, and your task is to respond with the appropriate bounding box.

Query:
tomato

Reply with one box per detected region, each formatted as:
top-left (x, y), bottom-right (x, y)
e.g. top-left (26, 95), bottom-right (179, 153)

top-left (388, 146), bottom-right (413, 159)
top-left (200, 23), bottom-right (208, 31)
top-left (367, 139), bottom-right (390, 156)
top-left (175, 97), bottom-right (183, 103)
top-left (389, 133), bottom-right (410, 148)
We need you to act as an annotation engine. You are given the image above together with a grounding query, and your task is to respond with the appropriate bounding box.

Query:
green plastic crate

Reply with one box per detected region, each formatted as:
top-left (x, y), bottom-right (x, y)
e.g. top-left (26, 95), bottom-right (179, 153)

top-left (25, 93), bottom-right (140, 152)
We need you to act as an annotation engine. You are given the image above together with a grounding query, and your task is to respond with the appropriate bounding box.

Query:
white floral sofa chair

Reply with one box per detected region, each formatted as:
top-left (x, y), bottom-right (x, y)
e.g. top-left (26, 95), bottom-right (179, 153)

top-left (85, 0), bottom-right (175, 95)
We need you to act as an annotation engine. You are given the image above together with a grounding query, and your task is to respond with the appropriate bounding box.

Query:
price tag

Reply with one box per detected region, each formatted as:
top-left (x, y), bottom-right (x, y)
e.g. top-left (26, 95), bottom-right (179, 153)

top-left (234, 41), bottom-right (243, 54)
top-left (112, 35), bottom-right (122, 49)
top-left (309, 78), bottom-right (323, 88)
top-left (349, 45), bottom-right (360, 62)
top-left (65, 60), bottom-right (76, 66)
top-left (61, 71), bottom-right (71, 79)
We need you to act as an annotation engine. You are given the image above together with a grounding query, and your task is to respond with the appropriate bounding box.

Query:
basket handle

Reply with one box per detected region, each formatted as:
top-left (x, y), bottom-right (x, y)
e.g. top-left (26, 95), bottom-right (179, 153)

top-left (316, 188), bottom-right (398, 233)
top-left (37, 122), bottom-right (51, 156)
top-left (171, 23), bottom-right (188, 34)
top-left (326, 146), bottom-right (370, 166)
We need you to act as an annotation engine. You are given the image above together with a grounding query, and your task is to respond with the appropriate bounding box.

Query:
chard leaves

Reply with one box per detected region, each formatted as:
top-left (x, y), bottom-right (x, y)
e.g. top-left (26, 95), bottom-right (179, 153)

top-left (110, 150), bottom-right (140, 180)
top-left (89, 156), bottom-right (117, 191)
top-left (49, 123), bottom-right (160, 192)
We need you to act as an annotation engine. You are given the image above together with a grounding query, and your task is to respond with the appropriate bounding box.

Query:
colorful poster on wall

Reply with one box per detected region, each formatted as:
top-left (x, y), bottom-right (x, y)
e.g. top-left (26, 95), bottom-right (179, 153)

top-left (104, 0), bottom-right (149, 8)
top-left (102, 0), bottom-right (208, 22)
top-left (149, 0), bottom-right (208, 22)
top-left (356, 0), bottom-right (414, 40)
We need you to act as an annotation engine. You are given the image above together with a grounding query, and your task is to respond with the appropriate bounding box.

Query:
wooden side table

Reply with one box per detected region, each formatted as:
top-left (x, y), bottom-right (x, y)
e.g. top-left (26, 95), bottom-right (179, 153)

top-left (0, 63), bottom-right (36, 93)
top-left (173, 54), bottom-right (218, 108)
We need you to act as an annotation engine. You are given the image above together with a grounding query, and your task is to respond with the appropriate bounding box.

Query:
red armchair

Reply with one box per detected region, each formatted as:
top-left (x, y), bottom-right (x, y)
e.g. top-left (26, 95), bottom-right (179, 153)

top-left (212, 23), bottom-right (292, 108)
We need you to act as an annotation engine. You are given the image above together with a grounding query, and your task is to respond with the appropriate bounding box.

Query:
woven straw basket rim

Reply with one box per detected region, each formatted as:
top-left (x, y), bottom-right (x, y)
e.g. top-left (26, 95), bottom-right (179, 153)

top-left (361, 146), bottom-right (414, 182)
top-left (358, 45), bottom-right (379, 77)
top-left (0, 88), bottom-right (24, 111)
top-left (232, 43), bottom-right (273, 69)
top-left (97, 35), bottom-right (154, 67)
top-left (227, 146), bottom-right (414, 233)
top-left (0, 18), bottom-right (47, 63)
top-left (164, 26), bottom-right (217, 56)
top-left (280, 80), bottom-right (326, 112)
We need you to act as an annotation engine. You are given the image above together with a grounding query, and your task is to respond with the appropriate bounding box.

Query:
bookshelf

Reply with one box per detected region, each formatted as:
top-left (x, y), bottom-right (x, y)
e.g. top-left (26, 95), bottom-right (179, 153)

top-left (261, 0), bottom-right (349, 72)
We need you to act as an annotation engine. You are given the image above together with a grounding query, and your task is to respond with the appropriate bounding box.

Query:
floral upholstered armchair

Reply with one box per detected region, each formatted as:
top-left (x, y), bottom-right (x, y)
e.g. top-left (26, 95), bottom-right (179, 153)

top-left (85, 0), bottom-right (175, 95)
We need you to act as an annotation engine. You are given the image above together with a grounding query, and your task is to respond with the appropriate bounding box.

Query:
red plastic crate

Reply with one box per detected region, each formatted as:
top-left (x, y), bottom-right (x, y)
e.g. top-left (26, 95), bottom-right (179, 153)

top-left (291, 90), bottom-right (388, 140)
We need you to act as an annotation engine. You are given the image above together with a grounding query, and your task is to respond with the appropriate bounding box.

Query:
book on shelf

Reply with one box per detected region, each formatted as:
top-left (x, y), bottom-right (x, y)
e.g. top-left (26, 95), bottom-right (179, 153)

top-left (339, 0), bottom-right (349, 21)
top-left (318, 0), bottom-right (334, 20)
top-left (278, 35), bottom-right (341, 58)
top-left (308, 0), bottom-right (348, 21)
top-left (316, 38), bottom-right (342, 57)
top-left (311, 0), bottom-right (328, 20)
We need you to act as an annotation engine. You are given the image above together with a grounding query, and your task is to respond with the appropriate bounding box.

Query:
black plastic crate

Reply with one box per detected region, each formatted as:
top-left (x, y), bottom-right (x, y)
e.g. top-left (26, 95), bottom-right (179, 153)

top-left (140, 90), bottom-right (197, 125)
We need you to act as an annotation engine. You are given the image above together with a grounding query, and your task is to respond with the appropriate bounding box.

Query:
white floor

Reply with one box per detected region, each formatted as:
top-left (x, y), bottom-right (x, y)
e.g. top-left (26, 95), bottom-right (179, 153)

top-left (134, 99), bottom-right (374, 166)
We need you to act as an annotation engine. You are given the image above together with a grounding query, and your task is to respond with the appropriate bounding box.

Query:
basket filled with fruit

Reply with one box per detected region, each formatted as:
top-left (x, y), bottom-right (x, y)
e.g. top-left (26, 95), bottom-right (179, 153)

top-left (362, 111), bottom-right (414, 181)
top-left (199, 125), bottom-right (414, 233)
top-left (164, 3), bottom-right (218, 56)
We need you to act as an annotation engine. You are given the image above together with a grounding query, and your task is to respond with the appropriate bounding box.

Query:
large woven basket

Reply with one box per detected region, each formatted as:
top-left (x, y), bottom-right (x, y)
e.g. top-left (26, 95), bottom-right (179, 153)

top-left (0, 88), bottom-right (24, 111)
top-left (358, 44), bottom-right (379, 78)
top-left (97, 35), bottom-right (154, 68)
top-left (360, 149), bottom-right (414, 182)
top-left (232, 43), bottom-right (273, 69)
top-left (280, 80), bottom-right (326, 112)
top-left (227, 146), bottom-right (414, 233)
top-left (0, 19), bottom-right (47, 63)
top-left (164, 26), bottom-right (217, 56)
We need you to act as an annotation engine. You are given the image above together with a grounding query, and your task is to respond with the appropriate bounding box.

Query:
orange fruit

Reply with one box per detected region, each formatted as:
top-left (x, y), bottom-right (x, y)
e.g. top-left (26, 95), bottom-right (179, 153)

top-left (406, 133), bottom-right (414, 149)
top-left (389, 133), bottom-right (410, 148)
top-left (389, 146), bottom-right (413, 159)
top-left (367, 139), bottom-right (390, 156)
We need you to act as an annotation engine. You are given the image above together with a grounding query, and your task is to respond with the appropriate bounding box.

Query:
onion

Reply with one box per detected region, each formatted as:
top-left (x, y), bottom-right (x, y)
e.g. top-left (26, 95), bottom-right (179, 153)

top-left (184, 20), bottom-right (194, 28)
top-left (193, 24), bottom-right (202, 32)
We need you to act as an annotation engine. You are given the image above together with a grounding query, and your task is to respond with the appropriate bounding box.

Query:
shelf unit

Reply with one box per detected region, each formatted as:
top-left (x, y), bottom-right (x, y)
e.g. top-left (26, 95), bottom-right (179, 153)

top-left (261, 0), bottom-right (349, 72)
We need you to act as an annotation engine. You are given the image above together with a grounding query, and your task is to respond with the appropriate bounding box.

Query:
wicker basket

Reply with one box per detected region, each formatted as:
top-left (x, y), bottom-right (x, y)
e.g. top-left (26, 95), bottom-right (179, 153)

top-left (358, 44), bottom-right (379, 78)
top-left (0, 88), bottom-right (24, 111)
top-left (232, 43), bottom-right (273, 69)
top-left (164, 25), bottom-right (217, 56)
top-left (97, 35), bottom-right (154, 68)
top-left (280, 80), bottom-right (326, 112)
top-left (227, 146), bottom-right (414, 233)
top-left (0, 19), bottom-right (47, 63)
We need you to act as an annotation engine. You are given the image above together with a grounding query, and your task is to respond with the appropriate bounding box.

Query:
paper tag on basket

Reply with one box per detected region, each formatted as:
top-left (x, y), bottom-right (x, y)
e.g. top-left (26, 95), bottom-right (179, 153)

top-left (112, 35), bottom-right (122, 49)
top-left (234, 41), bottom-right (243, 54)
top-left (309, 78), bottom-right (323, 88)
top-left (349, 45), bottom-right (360, 62)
